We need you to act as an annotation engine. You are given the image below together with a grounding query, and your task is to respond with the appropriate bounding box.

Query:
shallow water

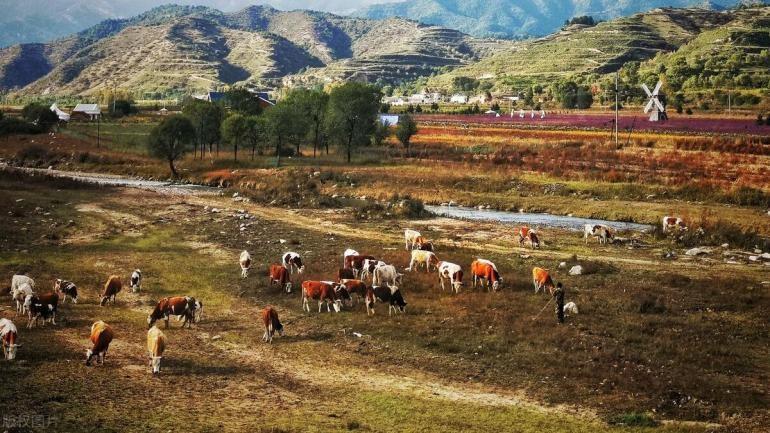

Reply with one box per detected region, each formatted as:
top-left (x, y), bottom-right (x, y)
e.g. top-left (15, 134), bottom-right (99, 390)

top-left (425, 205), bottom-right (653, 232)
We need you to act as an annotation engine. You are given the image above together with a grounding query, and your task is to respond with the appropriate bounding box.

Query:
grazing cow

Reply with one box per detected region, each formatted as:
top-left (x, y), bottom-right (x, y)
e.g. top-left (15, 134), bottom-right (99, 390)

top-left (360, 259), bottom-right (387, 281)
top-left (239, 250), bottom-right (252, 278)
top-left (148, 296), bottom-right (200, 329)
top-left (11, 283), bottom-right (34, 316)
top-left (365, 285), bottom-right (407, 316)
top-left (85, 321), bottom-right (113, 366)
top-left (344, 255), bottom-right (377, 279)
top-left (437, 261), bottom-right (464, 293)
top-left (404, 229), bottom-right (422, 250)
top-left (130, 269), bottom-right (142, 292)
top-left (340, 279), bottom-right (368, 305)
top-left (282, 252), bottom-right (305, 275)
top-left (1, 319), bottom-right (20, 360)
top-left (100, 275), bottom-right (122, 306)
top-left (584, 224), bottom-right (613, 245)
top-left (532, 267), bottom-right (556, 295)
top-left (518, 227), bottom-right (540, 248)
top-left (337, 267), bottom-right (356, 282)
top-left (343, 249), bottom-right (359, 267)
top-left (147, 326), bottom-right (166, 374)
top-left (268, 264), bottom-right (293, 293)
top-left (301, 281), bottom-right (342, 313)
top-left (261, 306), bottom-right (284, 343)
top-left (417, 240), bottom-right (434, 252)
top-left (471, 259), bottom-right (503, 292)
top-left (373, 264), bottom-right (402, 287)
top-left (563, 302), bottom-right (579, 315)
top-left (662, 216), bottom-right (687, 233)
top-left (25, 292), bottom-right (58, 328)
top-left (407, 250), bottom-right (439, 272)
top-left (55, 279), bottom-right (78, 303)
top-left (11, 274), bottom-right (35, 294)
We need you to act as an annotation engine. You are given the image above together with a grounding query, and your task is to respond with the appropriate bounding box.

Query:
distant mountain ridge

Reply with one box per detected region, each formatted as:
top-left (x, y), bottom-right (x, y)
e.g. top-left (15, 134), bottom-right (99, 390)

top-left (356, 0), bottom-right (762, 38)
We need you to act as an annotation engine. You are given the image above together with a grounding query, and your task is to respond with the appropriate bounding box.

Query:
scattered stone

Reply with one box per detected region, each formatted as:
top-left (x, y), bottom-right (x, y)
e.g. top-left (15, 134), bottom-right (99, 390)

top-left (448, 201), bottom-right (457, 207)
top-left (749, 256), bottom-right (759, 262)
top-left (279, 239), bottom-right (287, 244)
top-left (212, 335), bottom-right (222, 340)
top-left (721, 243), bottom-right (729, 248)
top-left (685, 247), bottom-right (710, 256)
top-left (761, 253), bottom-right (770, 260)
top-left (569, 265), bottom-right (584, 276)
top-left (754, 249), bottom-right (763, 254)
top-left (663, 251), bottom-right (677, 260)
top-left (520, 254), bottom-right (531, 259)
top-left (558, 262), bottom-right (567, 269)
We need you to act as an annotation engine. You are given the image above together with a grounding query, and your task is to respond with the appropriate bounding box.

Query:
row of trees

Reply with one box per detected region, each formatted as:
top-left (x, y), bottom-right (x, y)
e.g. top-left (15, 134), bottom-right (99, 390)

top-left (148, 83), bottom-right (419, 176)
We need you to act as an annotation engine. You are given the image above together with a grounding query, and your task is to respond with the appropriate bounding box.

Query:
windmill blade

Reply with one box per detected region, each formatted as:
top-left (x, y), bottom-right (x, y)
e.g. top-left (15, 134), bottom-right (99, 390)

top-left (644, 98), bottom-right (654, 113)
top-left (652, 81), bottom-right (663, 96)
top-left (642, 84), bottom-right (652, 97)
top-left (654, 97), bottom-right (665, 112)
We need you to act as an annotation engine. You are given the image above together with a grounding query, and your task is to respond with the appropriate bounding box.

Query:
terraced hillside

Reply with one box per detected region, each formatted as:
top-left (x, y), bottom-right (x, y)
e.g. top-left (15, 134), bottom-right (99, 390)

top-left (426, 7), bottom-right (738, 90)
top-left (0, 5), bottom-right (513, 97)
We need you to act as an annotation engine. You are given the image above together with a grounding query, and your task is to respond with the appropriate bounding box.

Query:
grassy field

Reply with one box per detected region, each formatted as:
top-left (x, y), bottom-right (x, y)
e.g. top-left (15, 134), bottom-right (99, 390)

top-left (0, 165), bottom-right (768, 432)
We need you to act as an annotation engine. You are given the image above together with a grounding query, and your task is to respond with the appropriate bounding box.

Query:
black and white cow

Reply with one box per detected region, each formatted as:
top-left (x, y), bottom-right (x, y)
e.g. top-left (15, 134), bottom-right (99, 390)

top-left (365, 285), bottom-right (407, 316)
top-left (282, 252), bottom-right (305, 275)
top-left (130, 270), bottom-right (142, 292)
top-left (54, 279), bottom-right (78, 303)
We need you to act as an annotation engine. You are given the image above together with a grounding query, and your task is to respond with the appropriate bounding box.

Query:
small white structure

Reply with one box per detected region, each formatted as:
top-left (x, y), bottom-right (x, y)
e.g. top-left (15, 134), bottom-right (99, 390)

top-left (383, 96), bottom-right (407, 106)
top-left (449, 94), bottom-right (468, 104)
top-left (378, 114), bottom-right (399, 126)
top-left (642, 81), bottom-right (666, 122)
top-left (71, 104), bottom-right (101, 120)
top-left (49, 103), bottom-right (70, 122)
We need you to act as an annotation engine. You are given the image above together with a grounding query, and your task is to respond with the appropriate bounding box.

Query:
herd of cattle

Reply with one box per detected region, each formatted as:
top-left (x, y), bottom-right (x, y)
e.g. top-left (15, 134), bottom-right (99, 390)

top-left (3, 216), bottom-right (688, 371)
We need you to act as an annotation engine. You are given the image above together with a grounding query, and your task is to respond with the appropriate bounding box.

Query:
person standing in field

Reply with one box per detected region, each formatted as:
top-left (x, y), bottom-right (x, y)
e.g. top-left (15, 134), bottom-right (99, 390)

top-left (554, 283), bottom-right (565, 324)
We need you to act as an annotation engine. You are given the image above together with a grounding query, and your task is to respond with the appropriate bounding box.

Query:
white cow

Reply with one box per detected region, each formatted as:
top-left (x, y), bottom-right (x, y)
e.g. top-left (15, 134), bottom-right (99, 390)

top-left (407, 250), bottom-right (439, 272)
top-left (130, 269), bottom-right (142, 292)
top-left (343, 249), bottom-right (359, 267)
top-left (239, 250), bottom-right (252, 278)
top-left (361, 259), bottom-right (386, 281)
top-left (563, 302), bottom-right (579, 315)
top-left (404, 229), bottom-right (423, 250)
top-left (584, 224), bottom-right (613, 245)
top-left (10, 275), bottom-right (35, 311)
top-left (662, 216), bottom-right (687, 233)
top-left (282, 252), bottom-right (305, 275)
top-left (147, 326), bottom-right (167, 374)
top-left (373, 264), bottom-right (403, 287)
top-left (11, 283), bottom-right (34, 316)
top-left (1, 318), bottom-right (20, 360)
top-left (437, 261), bottom-right (464, 293)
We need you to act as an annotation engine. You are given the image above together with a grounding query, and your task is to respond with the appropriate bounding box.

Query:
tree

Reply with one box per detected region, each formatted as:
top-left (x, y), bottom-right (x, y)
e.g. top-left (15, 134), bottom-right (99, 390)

top-left (148, 114), bottom-right (195, 177)
top-left (326, 82), bottom-right (382, 163)
top-left (112, 99), bottom-right (136, 117)
top-left (395, 114), bottom-right (418, 157)
top-left (182, 99), bottom-right (224, 159)
top-left (224, 88), bottom-right (263, 116)
top-left (283, 88), bottom-right (321, 157)
top-left (576, 87), bottom-right (594, 109)
top-left (21, 103), bottom-right (58, 131)
top-left (221, 113), bottom-right (249, 161)
top-left (244, 115), bottom-right (266, 159)
top-left (264, 102), bottom-right (296, 167)
top-left (372, 120), bottom-right (391, 146)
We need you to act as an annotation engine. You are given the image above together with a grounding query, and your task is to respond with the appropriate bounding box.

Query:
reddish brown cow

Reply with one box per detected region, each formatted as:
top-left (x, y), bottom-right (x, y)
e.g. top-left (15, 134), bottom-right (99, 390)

top-left (100, 275), bottom-right (122, 306)
top-left (344, 255), bottom-right (377, 278)
top-left (25, 292), bottom-right (59, 328)
top-left (147, 296), bottom-right (199, 329)
top-left (86, 321), bottom-right (114, 366)
top-left (340, 279), bottom-right (368, 305)
top-left (261, 306), bottom-right (284, 343)
top-left (337, 268), bottom-right (355, 282)
top-left (268, 264), bottom-right (292, 293)
top-left (301, 281), bottom-right (342, 313)
top-left (532, 267), bottom-right (556, 295)
top-left (471, 259), bottom-right (503, 292)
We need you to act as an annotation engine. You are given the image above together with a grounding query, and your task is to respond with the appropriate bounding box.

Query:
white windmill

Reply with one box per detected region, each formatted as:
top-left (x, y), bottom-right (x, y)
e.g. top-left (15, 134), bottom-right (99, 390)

top-left (642, 81), bottom-right (666, 122)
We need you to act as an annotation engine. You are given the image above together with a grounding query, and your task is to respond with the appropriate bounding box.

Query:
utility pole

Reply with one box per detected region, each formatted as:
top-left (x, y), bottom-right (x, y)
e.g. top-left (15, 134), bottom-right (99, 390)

top-left (615, 71), bottom-right (619, 146)
top-left (97, 114), bottom-right (100, 148)
top-left (728, 90), bottom-right (732, 115)
top-left (112, 82), bottom-right (117, 114)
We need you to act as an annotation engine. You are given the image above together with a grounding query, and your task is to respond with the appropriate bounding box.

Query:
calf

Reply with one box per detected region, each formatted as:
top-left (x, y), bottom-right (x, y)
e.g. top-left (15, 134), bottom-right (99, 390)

top-left (407, 250), bottom-right (439, 273)
top-left (471, 259), bottom-right (503, 292)
top-left (282, 252), bottom-right (305, 275)
top-left (437, 261), bottom-right (464, 293)
top-left (584, 224), bottom-right (613, 245)
top-left (662, 216), bottom-right (687, 233)
top-left (532, 267), bottom-right (556, 295)
top-left (148, 296), bottom-right (199, 329)
top-left (340, 279), bottom-right (368, 305)
top-left (11, 283), bottom-right (34, 316)
top-left (337, 267), bottom-right (356, 282)
top-left (55, 279), bottom-right (78, 303)
top-left (344, 255), bottom-right (376, 279)
top-left (147, 326), bottom-right (167, 374)
top-left (268, 264), bottom-right (292, 293)
top-left (85, 321), bottom-right (113, 366)
top-left (240, 250), bottom-right (252, 278)
top-left (365, 285), bottom-right (407, 316)
top-left (25, 292), bottom-right (58, 328)
top-left (130, 269), bottom-right (142, 292)
top-left (373, 264), bottom-right (402, 287)
top-left (404, 229), bottom-right (422, 250)
top-left (1, 318), bottom-right (20, 360)
top-left (301, 281), bottom-right (342, 313)
top-left (100, 275), bottom-right (122, 306)
top-left (518, 227), bottom-right (540, 248)
top-left (261, 306), bottom-right (284, 343)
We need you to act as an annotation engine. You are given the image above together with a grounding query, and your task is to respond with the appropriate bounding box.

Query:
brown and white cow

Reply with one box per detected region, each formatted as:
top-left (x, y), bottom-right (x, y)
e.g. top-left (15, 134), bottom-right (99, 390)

top-left (517, 227), bottom-right (540, 248)
top-left (100, 275), bottom-right (122, 306)
top-left (261, 306), bottom-right (284, 343)
top-left (337, 267), bottom-right (356, 282)
top-left (282, 252), bottom-right (305, 275)
top-left (365, 285), bottom-right (407, 316)
top-left (437, 261), bottom-right (463, 293)
top-left (340, 279), bottom-right (368, 305)
top-left (55, 279), bottom-right (78, 303)
top-left (268, 264), bottom-right (293, 293)
top-left (416, 239), bottom-right (434, 252)
top-left (404, 229), bottom-right (422, 250)
top-left (584, 224), bottom-right (613, 245)
top-left (25, 292), bottom-right (58, 328)
top-left (662, 216), bottom-right (687, 233)
top-left (86, 320), bottom-right (113, 366)
top-left (343, 249), bottom-right (359, 267)
top-left (301, 281), bottom-right (342, 313)
top-left (239, 250), bottom-right (252, 278)
top-left (1, 318), bottom-right (20, 360)
top-left (471, 259), bottom-right (503, 292)
top-left (407, 250), bottom-right (439, 273)
top-left (532, 267), bottom-right (556, 295)
top-left (147, 326), bottom-right (166, 374)
top-left (147, 296), bottom-right (200, 329)
top-left (344, 255), bottom-right (377, 279)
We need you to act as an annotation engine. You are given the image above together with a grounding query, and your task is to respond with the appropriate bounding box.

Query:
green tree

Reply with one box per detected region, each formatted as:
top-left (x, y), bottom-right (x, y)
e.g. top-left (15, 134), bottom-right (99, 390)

top-left (224, 88), bottom-right (263, 116)
top-left (395, 114), bottom-right (418, 157)
top-left (264, 102), bottom-right (296, 167)
top-left (182, 99), bottom-right (224, 159)
top-left (326, 82), bottom-right (382, 163)
top-left (21, 103), bottom-right (58, 131)
top-left (284, 88), bottom-right (323, 157)
top-left (576, 87), bottom-right (594, 109)
top-left (221, 113), bottom-right (249, 161)
top-left (244, 115), bottom-right (266, 159)
top-left (372, 120), bottom-right (391, 146)
top-left (148, 114), bottom-right (195, 177)
top-left (112, 99), bottom-right (136, 117)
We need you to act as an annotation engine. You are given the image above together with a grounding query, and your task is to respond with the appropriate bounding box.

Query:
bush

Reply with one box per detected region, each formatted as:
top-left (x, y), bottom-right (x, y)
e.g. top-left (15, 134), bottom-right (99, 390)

top-left (610, 412), bottom-right (658, 427)
top-left (0, 117), bottom-right (41, 136)
top-left (636, 295), bottom-right (666, 314)
top-left (21, 103), bottom-right (58, 131)
top-left (392, 196), bottom-right (427, 219)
